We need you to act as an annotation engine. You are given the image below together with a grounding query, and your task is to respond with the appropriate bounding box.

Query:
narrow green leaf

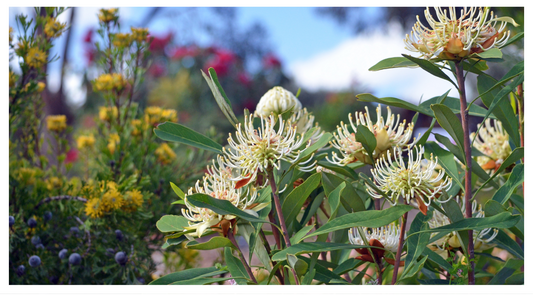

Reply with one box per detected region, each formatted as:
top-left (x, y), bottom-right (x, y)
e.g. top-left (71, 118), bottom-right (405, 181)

top-left (505, 273), bottom-right (524, 285)
top-left (187, 193), bottom-right (269, 224)
top-left (430, 104), bottom-right (464, 152)
top-left (400, 256), bottom-right (428, 281)
top-left (472, 48), bottom-right (503, 60)
top-left (201, 69), bottom-right (239, 127)
top-left (402, 54), bottom-right (458, 88)
top-left (298, 256), bottom-right (346, 284)
top-left (162, 236), bottom-right (188, 249)
top-left (154, 122), bottom-right (222, 154)
top-left (149, 267), bottom-right (221, 285)
top-left (487, 259), bottom-right (523, 285)
top-left (401, 211), bottom-right (432, 281)
top-left (442, 199), bottom-right (470, 256)
top-left (368, 57), bottom-right (418, 71)
top-left (156, 215), bottom-right (189, 233)
top-left (170, 182), bottom-right (185, 199)
top-left (476, 147), bottom-right (523, 194)
top-left (303, 205), bottom-right (412, 239)
top-left (170, 277), bottom-right (240, 285)
top-left (500, 32), bottom-right (524, 49)
top-left (424, 142), bottom-right (463, 191)
top-left (492, 164), bottom-right (524, 204)
top-left (290, 224), bottom-right (316, 245)
top-left (327, 182), bottom-right (346, 221)
top-left (298, 132), bottom-right (333, 159)
top-left (322, 173), bottom-right (365, 213)
top-left (355, 125), bottom-right (376, 164)
top-left (185, 236), bottom-right (235, 250)
top-left (422, 247), bottom-right (452, 272)
top-left (282, 173), bottom-right (322, 228)
top-left (224, 247), bottom-right (249, 285)
top-left (491, 230), bottom-right (524, 260)
top-left (356, 93), bottom-right (422, 115)
top-left (272, 242), bottom-right (380, 261)
top-left (332, 258), bottom-right (361, 275)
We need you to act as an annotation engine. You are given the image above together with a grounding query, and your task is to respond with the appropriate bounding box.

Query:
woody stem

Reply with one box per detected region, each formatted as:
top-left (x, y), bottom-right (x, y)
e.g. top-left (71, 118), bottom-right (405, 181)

top-left (227, 229), bottom-right (257, 284)
top-left (391, 210), bottom-right (408, 285)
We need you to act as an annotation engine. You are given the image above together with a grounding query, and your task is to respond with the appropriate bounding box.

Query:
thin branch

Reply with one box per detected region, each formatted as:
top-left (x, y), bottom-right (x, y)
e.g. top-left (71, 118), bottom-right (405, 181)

top-left (35, 195), bottom-right (87, 209)
top-left (227, 229), bottom-right (257, 284)
top-left (390, 210), bottom-right (408, 285)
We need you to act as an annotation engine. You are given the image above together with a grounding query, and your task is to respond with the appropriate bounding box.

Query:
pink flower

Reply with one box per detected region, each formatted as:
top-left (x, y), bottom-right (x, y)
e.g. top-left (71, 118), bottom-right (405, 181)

top-left (263, 53), bottom-right (281, 68)
top-left (65, 149), bottom-right (78, 164)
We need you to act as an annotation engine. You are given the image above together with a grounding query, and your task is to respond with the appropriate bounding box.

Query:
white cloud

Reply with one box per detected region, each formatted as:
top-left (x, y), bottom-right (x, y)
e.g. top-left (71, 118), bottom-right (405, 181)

top-left (287, 23), bottom-right (474, 104)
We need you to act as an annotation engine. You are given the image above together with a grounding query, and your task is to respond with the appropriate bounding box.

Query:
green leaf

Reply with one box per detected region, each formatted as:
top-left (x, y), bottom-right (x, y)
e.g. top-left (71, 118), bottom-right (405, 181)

top-left (170, 182), bottom-right (185, 199)
top-left (492, 164), bottom-right (524, 204)
top-left (162, 236), bottom-right (188, 249)
top-left (171, 277), bottom-right (240, 285)
top-left (187, 193), bottom-right (268, 224)
top-left (149, 267), bottom-right (223, 285)
top-left (400, 255), bottom-right (428, 281)
top-left (402, 54), bottom-right (458, 88)
top-left (298, 132), bottom-right (333, 159)
top-left (487, 259), bottom-right (523, 285)
top-left (352, 264), bottom-right (370, 284)
top-left (505, 273), bottom-right (524, 285)
top-left (430, 104), bottom-right (464, 152)
top-left (224, 247), bottom-right (249, 285)
top-left (273, 242), bottom-right (379, 261)
top-left (491, 230), bottom-right (524, 260)
top-left (303, 205), bottom-right (412, 239)
top-left (322, 173), bottom-right (365, 213)
top-left (356, 93), bottom-right (421, 115)
top-left (355, 125), bottom-right (376, 164)
top-left (368, 57), bottom-right (418, 71)
top-left (156, 215), bottom-right (189, 233)
top-left (185, 236), bottom-right (235, 250)
top-left (422, 247), bottom-right (452, 272)
top-left (290, 224), bottom-right (316, 245)
top-left (298, 256), bottom-right (346, 284)
top-left (287, 254), bottom-right (309, 278)
top-left (472, 48), bottom-right (503, 60)
top-left (407, 212), bottom-right (520, 238)
top-left (332, 258), bottom-right (361, 275)
top-left (442, 199), bottom-right (470, 256)
top-left (154, 122), bottom-right (222, 154)
top-left (401, 211), bottom-right (432, 281)
top-left (170, 200), bottom-right (185, 205)
top-left (327, 182), bottom-right (346, 221)
top-left (202, 68), bottom-right (239, 127)
top-left (475, 147), bottom-right (523, 194)
top-left (424, 141), bottom-right (463, 191)
top-left (282, 173), bottom-right (322, 229)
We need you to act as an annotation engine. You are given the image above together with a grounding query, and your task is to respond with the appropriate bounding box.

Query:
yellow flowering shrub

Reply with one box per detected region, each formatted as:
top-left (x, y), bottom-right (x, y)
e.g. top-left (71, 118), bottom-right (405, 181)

top-left (46, 115), bottom-right (67, 132)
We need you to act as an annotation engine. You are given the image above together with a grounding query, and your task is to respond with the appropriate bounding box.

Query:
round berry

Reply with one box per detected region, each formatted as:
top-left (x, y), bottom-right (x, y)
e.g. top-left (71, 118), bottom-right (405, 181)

top-left (17, 265), bottom-right (25, 276)
top-left (105, 248), bottom-right (115, 257)
top-left (29, 255), bottom-right (41, 267)
top-left (36, 243), bottom-right (44, 249)
top-left (27, 217), bottom-right (37, 228)
top-left (58, 249), bottom-right (68, 259)
top-left (31, 236), bottom-right (41, 245)
top-left (69, 253), bottom-right (82, 265)
top-left (115, 251), bottom-right (128, 266)
top-left (43, 211), bottom-right (53, 222)
top-left (9, 216), bottom-right (15, 227)
top-left (115, 229), bottom-right (124, 241)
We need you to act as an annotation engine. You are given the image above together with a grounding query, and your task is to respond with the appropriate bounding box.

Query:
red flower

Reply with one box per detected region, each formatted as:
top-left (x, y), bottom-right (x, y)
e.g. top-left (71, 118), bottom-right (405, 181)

top-left (263, 53), bottom-right (281, 68)
top-left (204, 48), bottom-right (235, 76)
top-left (148, 63), bottom-right (166, 77)
top-left (65, 149), bottom-right (78, 164)
top-left (237, 72), bottom-right (252, 87)
top-left (171, 46), bottom-right (198, 60)
top-left (83, 29), bottom-right (93, 43)
top-left (148, 32), bottom-right (173, 52)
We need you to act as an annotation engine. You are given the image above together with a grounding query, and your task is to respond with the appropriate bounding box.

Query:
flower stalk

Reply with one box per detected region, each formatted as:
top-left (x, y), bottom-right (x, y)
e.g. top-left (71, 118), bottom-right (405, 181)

top-left (455, 61), bottom-right (475, 285)
top-left (390, 210), bottom-right (408, 285)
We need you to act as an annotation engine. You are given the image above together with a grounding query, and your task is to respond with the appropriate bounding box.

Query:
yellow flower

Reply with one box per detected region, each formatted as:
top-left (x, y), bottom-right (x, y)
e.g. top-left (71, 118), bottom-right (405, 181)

top-left (77, 135), bottom-right (96, 150)
top-left (99, 106), bottom-right (118, 122)
top-left (161, 109), bottom-right (178, 122)
top-left (113, 33), bottom-right (131, 48)
top-left (131, 119), bottom-right (144, 136)
top-left (405, 7), bottom-right (518, 60)
top-left (155, 143), bottom-right (176, 165)
top-left (46, 115), bottom-right (67, 132)
top-left (93, 73), bottom-right (126, 92)
top-left (122, 189), bottom-right (143, 212)
top-left (9, 27), bottom-right (13, 43)
top-left (46, 177), bottom-right (63, 191)
top-left (101, 188), bottom-right (124, 211)
top-left (26, 47), bottom-right (48, 69)
top-left (98, 8), bottom-right (118, 23)
top-left (85, 198), bottom-right (103, 218)
top-left (36, 82), bottom-right (45, 92)
top-left (130, 27), bottom-right (149, 43)
top-left (14, 167), bottom-right (37, 185)
top-left (9, 71), bottom-right (17, 88)
top-left (15, 40), bottom-right (31, 57)
top-left (44, 18), bottom-right (66, 39)
top-left (144, 106), bottom-right (163, 126)
top-left (107, 133), bottom-right (120, 154)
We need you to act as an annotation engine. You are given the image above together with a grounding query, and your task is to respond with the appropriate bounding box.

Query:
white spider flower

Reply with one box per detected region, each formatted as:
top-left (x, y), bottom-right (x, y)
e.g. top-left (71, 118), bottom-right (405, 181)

top-left (181, 174), bottom-right (262, 238)
top-left (405, 7), bottom-right (517, 60)
top-left (428, 195), bottom-right (498, 252)
top-left (470, 119), bottom-right (512, 172)
top-left (349, 223), bottom-right (402, 253)
top-left (327, 104), bottom-right (414, 166)
top-left (290, 108), bottom-right (324, 144)
top-left (366, 145), bottom-right (452, 207)
top-left (255, 86), bottom-right (302, 117)
top-left (224, 114), bottom-right (309, 185)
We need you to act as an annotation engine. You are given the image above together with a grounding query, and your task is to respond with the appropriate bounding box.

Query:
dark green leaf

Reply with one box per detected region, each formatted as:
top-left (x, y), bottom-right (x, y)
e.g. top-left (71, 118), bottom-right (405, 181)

top-left (505, 273), bottom-right (524, 285)
top-left (430, 104), bottom-right (464, 152)
top-left (149, 266), bottom-right (222, 285)
top-left (492, 164), bottom-right (523, 204)
top-left (282, 173), bottom-right (322, 228)
top-left (290, 224), bottom-right (316, 245)
top-left (422, 247), bottom-right (452, 272)
top-left (487, 259), bottom-right (523, 285)
top-left (424, 142), bottom-right (463, 191)
top-left (154, 122), bottom-right (222, 153)
top-left (224, 247), bottom-right (249, 285)
top-left (442, 199), bottom-right (469, 256)
top-left (170, 277), bottom-right (240, 285)
top-left (402, 54), bottom-right (458, 88)
top-left (303, 205), bottom-right (412, 239)
top-left (187, 193), bottom-right (269, 224)
top-left (272, 242), bottom-right (370, 261)
top-left (322, 173), bottom-right (365, 213)
top-left (298, 132), bottom-right (333, 159)
top-left (185, 236), bottom-right (235, 250)
top-left (156, 215), bottom-right (189, 233)
top-left (491, 230), bottom-right (524, 260)
top-left (368, 57), bottom-right (418, 71)
top-left (355, 125), bottom-right (376, 164)
top-left (401, 211), bottom-right (432, 281)
top-left (327, 182), bottom-right (346, 221)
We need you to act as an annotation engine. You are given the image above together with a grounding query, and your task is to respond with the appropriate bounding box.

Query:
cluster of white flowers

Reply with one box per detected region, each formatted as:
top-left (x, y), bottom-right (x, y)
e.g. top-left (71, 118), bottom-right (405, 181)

top-left (327, 105), bottom-right (413, 166)
top-left (348, 223), bottom-right (402, 253)
top-left (254, 86), bottom-right (302, 117)
top-left (471, 119), bottom-right (512, 172)
top-left (367, 146), bottom-right (452, 206)
top-left (405, 7), bottom-right (513, 60)
top-left (428, 195), bottom-right (498, 254)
